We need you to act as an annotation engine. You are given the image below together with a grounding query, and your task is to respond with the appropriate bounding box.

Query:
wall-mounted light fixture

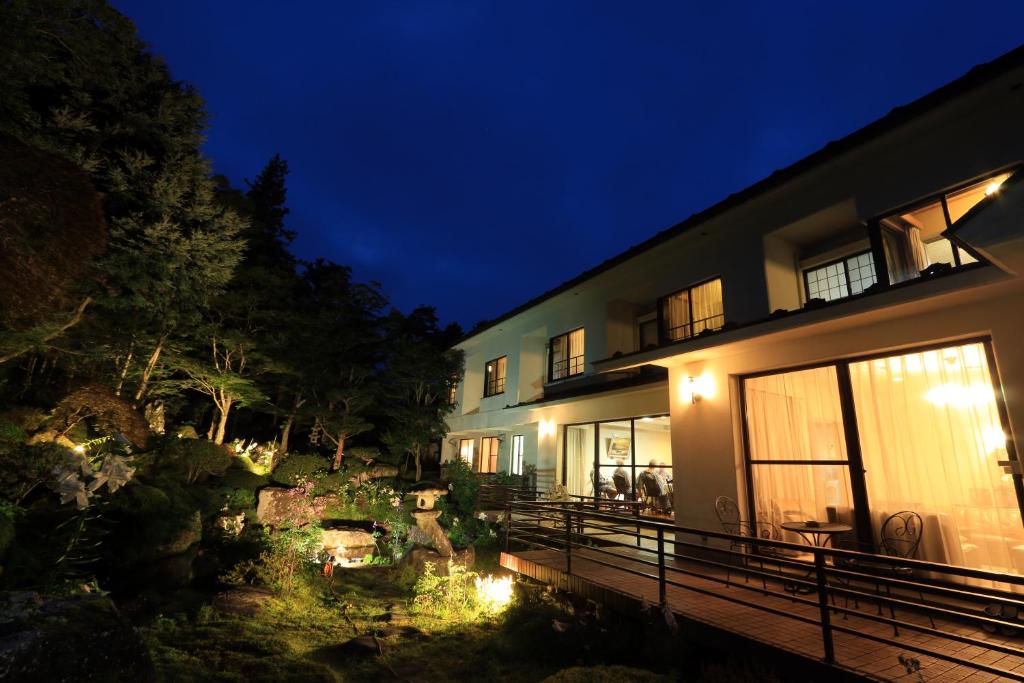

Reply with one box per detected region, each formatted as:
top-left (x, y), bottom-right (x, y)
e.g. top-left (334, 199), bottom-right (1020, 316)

top-left (538, 418), bottom-right (557, 438)
top-left (680, 373), bottom-right (715, 405)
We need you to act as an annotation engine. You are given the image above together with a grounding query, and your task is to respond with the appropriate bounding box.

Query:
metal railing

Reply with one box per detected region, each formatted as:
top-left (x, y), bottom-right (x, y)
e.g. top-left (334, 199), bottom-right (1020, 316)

top-left (504, 500), bottom-right (1024, 680)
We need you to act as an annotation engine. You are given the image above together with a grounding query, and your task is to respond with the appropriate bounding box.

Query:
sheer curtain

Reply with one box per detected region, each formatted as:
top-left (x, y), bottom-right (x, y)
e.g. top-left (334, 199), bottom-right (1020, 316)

top-left (662, 291), bottom-right (690, 341)
top-left (568, 328), bottom-right (585, 375)
top-left (744, 366), bottom-right (854, 541)
top-left (691, 278), bottom-right (724, 334)
top-left (565, 426), bottom-right (590, 497)
top-left (851, 342), bottom-right (1024, 574)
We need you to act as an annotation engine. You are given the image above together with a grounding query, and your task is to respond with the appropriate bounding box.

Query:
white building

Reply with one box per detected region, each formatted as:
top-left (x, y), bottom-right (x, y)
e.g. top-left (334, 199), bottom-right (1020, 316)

top-left (445, 45), bottom-right (1024, 574)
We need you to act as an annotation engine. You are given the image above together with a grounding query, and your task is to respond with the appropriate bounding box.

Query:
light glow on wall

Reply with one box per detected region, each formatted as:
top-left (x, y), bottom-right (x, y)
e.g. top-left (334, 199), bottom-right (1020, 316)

top-left (538, 418), bottom-right (557, 438)
top-left (679, 372), bottom-right (716, 404)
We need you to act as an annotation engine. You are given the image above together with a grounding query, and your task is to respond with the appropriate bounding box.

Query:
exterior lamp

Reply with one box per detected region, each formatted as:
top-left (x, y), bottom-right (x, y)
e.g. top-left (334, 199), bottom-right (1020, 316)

top-left (539, 418), bottom-right (556, 438)
top-left (683, 376), bottom-right (701, 404)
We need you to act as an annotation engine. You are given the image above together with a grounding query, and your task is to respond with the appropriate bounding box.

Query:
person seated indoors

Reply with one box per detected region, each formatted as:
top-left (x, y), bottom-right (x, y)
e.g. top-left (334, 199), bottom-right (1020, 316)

top-left (640, 459), bottom-right (672, 511)
top-left (612, 458), bottom-right (631, 499)
top-left (592, 469), bottom-right (616, 499)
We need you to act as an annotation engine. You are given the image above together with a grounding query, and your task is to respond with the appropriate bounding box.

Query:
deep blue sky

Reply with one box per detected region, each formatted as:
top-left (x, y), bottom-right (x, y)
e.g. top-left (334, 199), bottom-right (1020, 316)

top-left (114, 2), bottom-right (1024, 329)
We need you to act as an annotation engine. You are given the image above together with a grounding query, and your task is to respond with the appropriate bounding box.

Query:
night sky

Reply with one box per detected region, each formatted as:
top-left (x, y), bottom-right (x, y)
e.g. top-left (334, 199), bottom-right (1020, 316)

top-left (114, 2), bottom-right (1024, 329)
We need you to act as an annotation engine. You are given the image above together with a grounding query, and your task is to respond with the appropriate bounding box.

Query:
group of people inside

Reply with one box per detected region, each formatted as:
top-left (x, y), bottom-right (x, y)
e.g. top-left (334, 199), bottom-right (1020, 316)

top-left (593, 458), bottom-right (673, 513)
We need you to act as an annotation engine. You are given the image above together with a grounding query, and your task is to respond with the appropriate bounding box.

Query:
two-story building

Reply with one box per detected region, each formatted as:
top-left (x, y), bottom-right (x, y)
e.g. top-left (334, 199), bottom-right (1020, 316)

top-left (445, 45), bottom-right (1024, 575)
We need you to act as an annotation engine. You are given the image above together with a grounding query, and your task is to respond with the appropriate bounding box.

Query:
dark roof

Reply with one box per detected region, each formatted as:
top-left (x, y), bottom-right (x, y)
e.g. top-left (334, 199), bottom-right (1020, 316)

top-left (461, 43), bottom-right (1024, 343)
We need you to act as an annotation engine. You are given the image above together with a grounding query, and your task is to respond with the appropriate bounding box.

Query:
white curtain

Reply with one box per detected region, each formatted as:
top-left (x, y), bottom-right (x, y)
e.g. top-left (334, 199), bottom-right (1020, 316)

top-left (691, 278), bottom-right (724, 334)
top-left (744, 366), bottom-right (854, 541)
top-left (566, 426), bottom-right (589, 497)
top-left (568, 328), bottom-right (585, 375)
top-left (851, 342), bottom-right (1024, 575)
top-left (906, 225), bottom-right (929, 272)
top-left (662, 291), bottom-right (690, 341)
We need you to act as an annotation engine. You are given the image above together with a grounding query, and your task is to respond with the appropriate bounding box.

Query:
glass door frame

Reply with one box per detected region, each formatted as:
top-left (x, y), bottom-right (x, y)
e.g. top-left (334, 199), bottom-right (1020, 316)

top-left (561, 413), bottom-right (671, 502)
top-left (738, 336), bottom-right (1023, 550)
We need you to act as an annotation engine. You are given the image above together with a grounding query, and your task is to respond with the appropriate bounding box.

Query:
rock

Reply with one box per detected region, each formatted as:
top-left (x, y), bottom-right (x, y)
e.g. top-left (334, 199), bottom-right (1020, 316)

top-left (411, 509), bottom-right (453, 557)
top-left (321, 527), bottom-right (376, 561)
top-left (0, 591), bottom-right (154, 682)
top-left (215, 511), bottom-right (246, 537)
top-left (138, 546), bottom-right (197, 589)
top-left (212, 586), bottom-right (275, 616)
top-left (338, 635), bottom-right (379, 657)
top-left (154, 510), bottom-right (202, 557)
top-left (348, 464), bottom-right (399, 486)
top-left (405, 525), bottom-right (433, 547)
top-left (398, 545), bottom-right (475, 576)
top-left (256, 487), bottom-right (331, 528)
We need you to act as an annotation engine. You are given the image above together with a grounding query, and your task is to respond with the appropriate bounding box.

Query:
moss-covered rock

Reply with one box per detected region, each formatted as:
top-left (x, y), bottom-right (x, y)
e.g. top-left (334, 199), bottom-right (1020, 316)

top-left (0, 591), bottom-right (154, 682)
top-left (541, 666), bottom-right (670, 682)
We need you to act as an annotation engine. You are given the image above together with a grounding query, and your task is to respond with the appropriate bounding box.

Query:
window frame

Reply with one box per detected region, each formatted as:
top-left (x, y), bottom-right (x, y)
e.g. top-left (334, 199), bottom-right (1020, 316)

top-left (867, 167), bottom-right (1017, 285)
top-left (737, 335), bottom-right (1023, 551)
top-left (801, 249), bottom-right (875, 303)
top-left (657, 276), bottom-right (724, 344)
top-left (479, 436), bottom-right (500, 473)
top-left (548, 327), bottom-right (585, 383)
top-left (483, 356), bottom-right (506, 397)
top-left (458, 438), bottom-right (474, 467)
top-left (510, 434), bottom-right (524, 475)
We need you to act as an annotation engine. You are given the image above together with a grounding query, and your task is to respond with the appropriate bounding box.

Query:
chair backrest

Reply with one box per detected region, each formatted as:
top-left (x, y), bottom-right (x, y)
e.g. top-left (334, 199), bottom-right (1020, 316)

top-left (715, 496), bottom-right (743, 534)
top-left (879, 510), bottom-right (924, 559)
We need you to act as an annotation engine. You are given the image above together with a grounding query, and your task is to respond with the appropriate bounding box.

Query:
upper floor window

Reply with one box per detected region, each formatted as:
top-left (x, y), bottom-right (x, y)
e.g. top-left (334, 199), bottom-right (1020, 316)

top-left (875, 171), bottom-right (1011, 285)
top-left (660, 278), bottom-right (724, 343)
top-left (549, 327), bottom-right (584, 381)
top-left (447, 378), bottom-right (458, 406)
top-left (479, 436), bottom-right (499, 473)
top-left (804, 250), bottom-right (876, 302)
top-left (483, 356), bottom-right (506, 397)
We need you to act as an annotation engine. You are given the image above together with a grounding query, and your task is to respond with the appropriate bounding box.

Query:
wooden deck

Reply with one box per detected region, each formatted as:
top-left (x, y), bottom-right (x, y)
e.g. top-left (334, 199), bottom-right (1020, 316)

top-left (502, 546), bottom-right (1024, 682)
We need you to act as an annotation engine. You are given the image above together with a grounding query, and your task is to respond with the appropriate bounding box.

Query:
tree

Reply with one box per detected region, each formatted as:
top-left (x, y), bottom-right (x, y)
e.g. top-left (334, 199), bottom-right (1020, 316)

top-left (381, 307), bottom-right (464, 481)
top-left (296, 260), bottom-right (386, 471)
top-left (0, 0), bottom-right (246, 410)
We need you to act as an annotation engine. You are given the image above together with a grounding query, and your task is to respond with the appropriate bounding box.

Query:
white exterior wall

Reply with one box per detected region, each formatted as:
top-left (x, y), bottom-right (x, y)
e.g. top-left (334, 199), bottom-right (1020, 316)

top-left (445, 58), bottom-right (1024, 537)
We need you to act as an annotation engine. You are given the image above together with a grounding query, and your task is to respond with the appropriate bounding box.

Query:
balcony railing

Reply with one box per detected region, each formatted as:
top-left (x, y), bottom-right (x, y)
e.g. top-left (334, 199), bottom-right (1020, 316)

top-left (504, 500), bottom-right (1024, 680)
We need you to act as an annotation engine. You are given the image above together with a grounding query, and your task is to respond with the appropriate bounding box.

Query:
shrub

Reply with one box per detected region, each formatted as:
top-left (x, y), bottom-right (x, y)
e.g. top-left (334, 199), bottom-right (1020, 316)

top-left (412, 559), bottom-right (480, 621)
top-left (443, 458), bottom-right (479, 519)
top-left (270, 454), bottom-right (329, 487)
top-left (162, 439), bottom-right (232, 483)
top-left (221, 525), bottom-right (325, 593)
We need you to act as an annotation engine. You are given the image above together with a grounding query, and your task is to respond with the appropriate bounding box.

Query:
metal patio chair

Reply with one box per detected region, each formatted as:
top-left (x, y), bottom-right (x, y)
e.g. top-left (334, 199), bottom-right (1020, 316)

top-left (837, 510), bottom-right (936, 635)
top-left (714, 496), bottom-right (786, 594)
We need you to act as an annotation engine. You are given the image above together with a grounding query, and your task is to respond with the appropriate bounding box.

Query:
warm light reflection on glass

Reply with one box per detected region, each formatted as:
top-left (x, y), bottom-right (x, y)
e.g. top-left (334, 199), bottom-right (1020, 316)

top-left (924, 382), bottom-right (995, 408)
top-left (985, 180), bottom-right (1004, 196)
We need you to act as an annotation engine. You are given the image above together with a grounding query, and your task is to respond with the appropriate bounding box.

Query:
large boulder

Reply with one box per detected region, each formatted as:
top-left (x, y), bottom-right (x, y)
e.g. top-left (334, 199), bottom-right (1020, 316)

top-left (321, 527), bottom-right (376, 562)
top-left (0, 591), bottom-right (154, 682)
top-left (212, 586), bottom-right (275, 616)
top-left (153, 510), bottom-right (202, 558)
top-left (256, 487), bottom-right (331, 528)
top-left (398, 546), bottom-right (475, 576)
top-left (348, 464), bottom-right (399, 486)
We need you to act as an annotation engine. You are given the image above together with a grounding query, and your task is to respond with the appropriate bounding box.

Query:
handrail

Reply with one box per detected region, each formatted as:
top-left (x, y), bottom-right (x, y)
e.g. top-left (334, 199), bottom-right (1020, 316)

top-left (505, 499), bottom-right (1024, 679)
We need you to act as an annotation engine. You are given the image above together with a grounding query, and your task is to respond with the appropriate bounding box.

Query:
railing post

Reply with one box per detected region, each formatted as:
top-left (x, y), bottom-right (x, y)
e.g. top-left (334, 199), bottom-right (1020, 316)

top-left (504, 500), bottom-right (511, 553)
top-left (657, 527), bottom-right (666, 605)
top-left (635, 502), bottom-right (641, 547)
top-left (814, 550), bottom-right (835, 664)
top-left (565, 509), bottom-right (573, 575)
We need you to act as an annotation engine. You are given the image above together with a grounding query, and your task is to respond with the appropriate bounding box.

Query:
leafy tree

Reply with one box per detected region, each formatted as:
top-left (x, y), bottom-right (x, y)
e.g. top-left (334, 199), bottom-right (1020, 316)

top-left (381, 307), bottom-right (464, 481)
top-left (296, 260), bottom-right (386, 470)
top-left (0, 0), bottom-right (245, 408)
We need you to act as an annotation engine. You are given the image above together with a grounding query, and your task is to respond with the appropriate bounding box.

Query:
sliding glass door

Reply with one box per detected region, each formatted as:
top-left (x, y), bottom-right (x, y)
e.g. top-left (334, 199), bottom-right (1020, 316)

top-left (850, 343), bottom-right (1024, 573)
top-left (742, 340), bottom-right (1023, 573)
top-left (743, 366), bottom-right (856, 543)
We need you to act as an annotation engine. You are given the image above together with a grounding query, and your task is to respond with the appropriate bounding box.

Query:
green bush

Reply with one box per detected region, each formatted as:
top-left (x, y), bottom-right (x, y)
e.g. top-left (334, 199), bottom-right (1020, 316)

top-left (443, 459), bottom-right (479, 519)
top-left (162, 439), bottom-right (232, 483)
top-left (221, 525), bottom-right (325, 593)
top-left (222, 468), bottom-right (270, 491)
top-left (541, 666), bottom-right (670, 683)
top-left (270, 454), bottom-right (329, 487)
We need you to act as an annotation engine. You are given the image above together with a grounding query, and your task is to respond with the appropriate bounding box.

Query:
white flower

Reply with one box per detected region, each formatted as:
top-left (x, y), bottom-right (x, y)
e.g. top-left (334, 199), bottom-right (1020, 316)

top-left (477, 512), bottom-right (488, 522)
top-left (88, 455), bottom-right (135, 493)
top-left (55, 471), bottom-right (90, 509)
